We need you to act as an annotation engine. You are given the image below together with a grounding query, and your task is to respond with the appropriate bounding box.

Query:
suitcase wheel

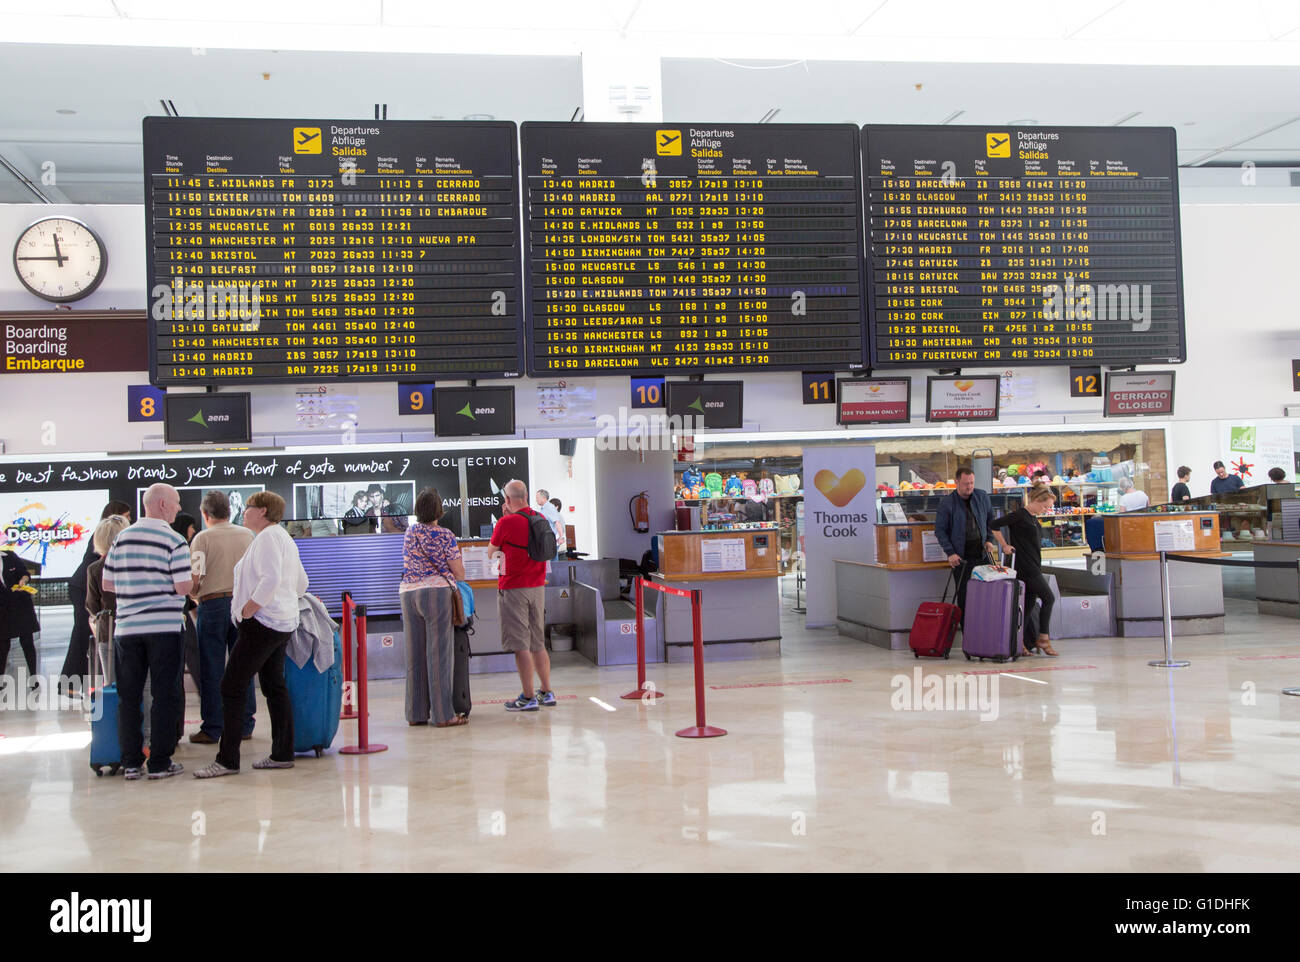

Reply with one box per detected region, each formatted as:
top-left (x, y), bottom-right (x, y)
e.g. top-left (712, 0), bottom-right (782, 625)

top-left (314, 748), bottom-right (323, 758)
top-left (110, 764), bottom-right (120, 776)
top-left (964, 653), bottom-right (971, 661)
top-left (943, 652), bottom-right (950, 659)
top-left (913, 651), bottom-right (919, 659)
top-left (92, 765), bottom-right (103, 777)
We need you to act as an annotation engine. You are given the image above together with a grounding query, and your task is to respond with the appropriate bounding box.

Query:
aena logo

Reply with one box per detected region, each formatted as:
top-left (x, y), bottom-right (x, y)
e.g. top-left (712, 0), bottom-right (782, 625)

top-left (457, 404), bottom-right (496, 419)
top-left (186, 409), bottom-right (229, 429)
top-left (813, 468), bottom-right (868, 508)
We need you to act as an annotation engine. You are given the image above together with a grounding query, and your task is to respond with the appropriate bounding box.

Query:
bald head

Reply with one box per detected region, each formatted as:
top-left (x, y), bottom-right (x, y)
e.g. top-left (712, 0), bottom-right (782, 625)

top-left (503, 479), bottom-right (528, 512)
top-left (143, 483), bottom-right (181, 523)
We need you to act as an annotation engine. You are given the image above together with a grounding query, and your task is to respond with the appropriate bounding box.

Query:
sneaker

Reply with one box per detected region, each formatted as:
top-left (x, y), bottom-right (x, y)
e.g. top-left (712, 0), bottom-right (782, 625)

top-left (505, 693), bottom-right (539, 712)
top-left (123, 767), bottom-right (142, 781)
top-left (537, 689), bottom-right (557, 707)
top-left (188, 731), bottom-right (218, 744)
top-left (193, 761), bottom-right (238, 779)
top-left (147, 761), bottom-right (184, 780)
top-left (252, 756), bottom-right (294, 770)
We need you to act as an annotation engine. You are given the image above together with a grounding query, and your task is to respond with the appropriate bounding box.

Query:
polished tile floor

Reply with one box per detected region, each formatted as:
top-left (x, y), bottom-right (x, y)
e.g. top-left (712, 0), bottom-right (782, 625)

top-left (2, 591), bottom-right (1299, 873)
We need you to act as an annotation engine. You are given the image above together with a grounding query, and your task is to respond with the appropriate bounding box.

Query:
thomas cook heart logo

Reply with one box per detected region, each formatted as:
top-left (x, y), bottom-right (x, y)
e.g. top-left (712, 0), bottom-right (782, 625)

top-left (814, 468), bottom-right (867, 507)
top-left (954, 380), bottom-right (974, 391)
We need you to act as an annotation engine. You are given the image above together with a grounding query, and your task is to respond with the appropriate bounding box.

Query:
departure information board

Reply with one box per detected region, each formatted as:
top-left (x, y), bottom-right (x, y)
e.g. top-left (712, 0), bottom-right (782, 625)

top-left (863, 125), bottom-right (1185, 369)
top-left (143, 118), bottom-right (522, 385)
top-left (522, 122), bottom-right (867, 375)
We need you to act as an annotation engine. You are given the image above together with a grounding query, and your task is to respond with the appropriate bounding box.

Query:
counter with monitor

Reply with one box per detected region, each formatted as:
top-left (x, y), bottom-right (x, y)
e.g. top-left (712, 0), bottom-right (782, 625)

top-left (1102, 511), bottom-right (1225, 636)
top-left (835, 523), bottom-right (951, 649)
top-left (647, 529), bottom-right (783, 662)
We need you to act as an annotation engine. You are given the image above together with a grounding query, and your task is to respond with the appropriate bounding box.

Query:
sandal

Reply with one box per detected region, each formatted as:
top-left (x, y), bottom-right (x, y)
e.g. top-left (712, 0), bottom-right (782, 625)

top-left (1037, 636), bottom-right (1058, 657)
top-left (434, 716), bottom-right (468, 728)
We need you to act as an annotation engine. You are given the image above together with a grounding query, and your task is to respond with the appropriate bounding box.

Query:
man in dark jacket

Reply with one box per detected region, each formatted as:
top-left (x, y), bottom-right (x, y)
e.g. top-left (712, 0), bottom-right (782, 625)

top-left (935, 467), bottom-right (1010, 614)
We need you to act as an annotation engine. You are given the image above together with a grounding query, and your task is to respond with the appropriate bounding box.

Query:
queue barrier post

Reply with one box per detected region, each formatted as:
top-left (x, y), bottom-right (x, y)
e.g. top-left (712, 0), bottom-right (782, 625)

top-left (340, 605), bottom-right (388, 755)
top-left (676, 588), bottom-right (727, 739)
top-left (621, 576), bottom-right (665, 701)
top-left (1148, 551), bottom-right (1190, 669)
top-left (1283, 559), bottom-right (1300, 697)
top-left (340, 591), bottom-right (358, 720)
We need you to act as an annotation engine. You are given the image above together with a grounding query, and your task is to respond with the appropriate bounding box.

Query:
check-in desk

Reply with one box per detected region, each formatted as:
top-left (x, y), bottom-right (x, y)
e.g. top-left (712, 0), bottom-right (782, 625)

top-left (1103, 512), bottom-right (1225, 637)
top-left (649, 529), bottom-right (782, 662)
top-left (1253, 541), bottom-right (1300, 619)
top-left (836, 523), bottom-right (950, 650)
top-left (835, 523), bottom-right (1119, 647)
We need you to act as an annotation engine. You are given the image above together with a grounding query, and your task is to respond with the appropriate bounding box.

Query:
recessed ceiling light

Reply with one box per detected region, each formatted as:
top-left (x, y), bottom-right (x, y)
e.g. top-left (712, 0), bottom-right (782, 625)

top-left (56, 108), bottom-right (76, 115)
top-left (463, 113), bottom-right (494, 121)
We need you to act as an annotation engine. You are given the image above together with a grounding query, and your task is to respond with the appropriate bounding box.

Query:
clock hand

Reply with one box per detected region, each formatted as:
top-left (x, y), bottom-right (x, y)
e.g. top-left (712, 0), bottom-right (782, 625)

top-left (16, 255), bottom-right (64, 261)
top-left (52, 233), bottom-right (67, 267)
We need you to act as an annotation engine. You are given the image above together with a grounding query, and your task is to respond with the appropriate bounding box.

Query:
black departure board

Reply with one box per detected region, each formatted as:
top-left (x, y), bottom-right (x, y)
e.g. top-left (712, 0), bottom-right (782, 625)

top-left (864, 125), bottom-right (1185, 369)
top-left (521, 122), bottom-right (867, 375)
top-left (143, 118), bottom-right (522, 384)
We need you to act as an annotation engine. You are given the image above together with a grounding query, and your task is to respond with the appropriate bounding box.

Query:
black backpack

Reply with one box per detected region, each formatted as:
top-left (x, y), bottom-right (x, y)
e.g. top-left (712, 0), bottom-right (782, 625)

top-left (509, 509), bottom-right (557, 562)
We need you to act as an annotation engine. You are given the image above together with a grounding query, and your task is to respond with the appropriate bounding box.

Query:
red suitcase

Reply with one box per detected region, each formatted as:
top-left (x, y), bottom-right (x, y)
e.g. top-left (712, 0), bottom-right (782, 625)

top-left (909, 570), bottom-right (960, 659)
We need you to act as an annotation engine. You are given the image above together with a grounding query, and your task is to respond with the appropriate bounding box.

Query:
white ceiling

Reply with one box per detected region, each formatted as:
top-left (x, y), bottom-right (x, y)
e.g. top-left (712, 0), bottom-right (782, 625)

top-left (661, 59), bottom-right (1300, 168)
top-left (0, 44), bottom-right (583, 203)
top-left (3, 22), bottom-right (1300, 203)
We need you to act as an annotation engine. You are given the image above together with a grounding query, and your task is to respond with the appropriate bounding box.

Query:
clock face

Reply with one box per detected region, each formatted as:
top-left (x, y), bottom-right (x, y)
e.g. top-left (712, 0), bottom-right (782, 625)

top-left (12, 216), bottom-right (108, 303)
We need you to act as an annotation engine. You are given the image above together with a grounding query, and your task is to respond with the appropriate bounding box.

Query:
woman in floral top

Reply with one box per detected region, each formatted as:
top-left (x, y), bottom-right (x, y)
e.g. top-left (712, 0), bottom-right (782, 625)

top-left (400, 487), bottom-right (467, 727)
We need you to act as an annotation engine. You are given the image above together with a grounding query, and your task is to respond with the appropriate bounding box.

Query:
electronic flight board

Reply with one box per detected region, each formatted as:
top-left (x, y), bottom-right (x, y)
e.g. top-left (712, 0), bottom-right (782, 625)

top-left (863, 125), bottom-right (1185, 369)
top-left (143, 118), bottom-right (522, 384)
top-left (521, 122), bottom-right (867, 375)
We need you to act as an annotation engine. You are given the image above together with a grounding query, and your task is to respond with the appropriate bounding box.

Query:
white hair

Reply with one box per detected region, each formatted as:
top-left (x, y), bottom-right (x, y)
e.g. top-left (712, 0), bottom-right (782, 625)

top-left (142, 483), bottom-right (178, 516)
top-left (1118, 476), bottom-right (1134, 493)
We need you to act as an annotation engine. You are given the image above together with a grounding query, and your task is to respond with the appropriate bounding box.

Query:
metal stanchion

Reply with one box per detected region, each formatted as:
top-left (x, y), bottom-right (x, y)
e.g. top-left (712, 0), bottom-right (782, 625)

top-left (340, 590), bottom-right (358, 720)
top-left (1148, 551), bottom-right (1190, 669)
top-left (341, 605), bottom-right (388, 755)
top-left (676, 589), bottom-right (727, 738)
top-left (792, 554), bottom-right (806, 614)
top-left (621, 576), bottom-right (665, 701)
top-left (1283, 560), bottom-right (1300, 696)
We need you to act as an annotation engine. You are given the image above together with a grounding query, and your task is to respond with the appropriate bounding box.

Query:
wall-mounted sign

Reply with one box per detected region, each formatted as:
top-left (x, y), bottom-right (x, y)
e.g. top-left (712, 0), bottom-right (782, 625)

top-left (1103, 371), bottom-right (1175, 417)
top-left (925, 375), bottom-right (1000, 422)
top-left (1, 310), bottom-right (147, 374)
top-left (838, 377), bottom-right (911, 425)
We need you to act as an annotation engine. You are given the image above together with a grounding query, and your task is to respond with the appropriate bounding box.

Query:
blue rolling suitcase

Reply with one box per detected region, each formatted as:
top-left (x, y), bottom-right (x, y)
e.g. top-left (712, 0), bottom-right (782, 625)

top-left (88, 683), bottom-right (121, 776)
top-left (286, 628), bottom-right (343, 757)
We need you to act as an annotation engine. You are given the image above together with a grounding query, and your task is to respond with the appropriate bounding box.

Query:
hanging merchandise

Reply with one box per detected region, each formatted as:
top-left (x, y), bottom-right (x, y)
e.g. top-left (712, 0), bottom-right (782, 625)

top-left (724, 473), bottom-right (743, 497)
top-left (704, 472), bottom-right (724, 497)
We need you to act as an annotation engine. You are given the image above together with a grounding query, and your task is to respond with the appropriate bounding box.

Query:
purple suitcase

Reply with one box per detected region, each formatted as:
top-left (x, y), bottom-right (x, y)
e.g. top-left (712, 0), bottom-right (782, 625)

top-left (961, 573), bottom-right (1023, 663)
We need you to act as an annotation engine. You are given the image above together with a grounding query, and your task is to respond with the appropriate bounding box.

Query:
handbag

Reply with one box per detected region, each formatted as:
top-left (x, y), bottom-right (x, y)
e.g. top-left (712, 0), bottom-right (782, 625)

top-left (971, 563), bottom-right (1016, 582)
top-left (448, 582), bottom-right (467, 627)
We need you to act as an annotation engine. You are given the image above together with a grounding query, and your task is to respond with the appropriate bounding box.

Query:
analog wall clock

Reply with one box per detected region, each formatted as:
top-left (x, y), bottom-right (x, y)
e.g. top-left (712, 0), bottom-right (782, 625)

top-left (12, 216), bottom-right (108, 302)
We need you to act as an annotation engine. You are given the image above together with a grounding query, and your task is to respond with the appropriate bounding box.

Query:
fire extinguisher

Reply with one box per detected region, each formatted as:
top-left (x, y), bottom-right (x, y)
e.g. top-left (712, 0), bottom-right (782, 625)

top-left (630, 491), bottom-right (650, 533)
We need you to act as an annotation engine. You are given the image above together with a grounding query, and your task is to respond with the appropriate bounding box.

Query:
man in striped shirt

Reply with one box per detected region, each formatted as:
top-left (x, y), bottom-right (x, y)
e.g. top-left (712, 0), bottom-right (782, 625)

top-left (102, 483), bottom-right (193, 780)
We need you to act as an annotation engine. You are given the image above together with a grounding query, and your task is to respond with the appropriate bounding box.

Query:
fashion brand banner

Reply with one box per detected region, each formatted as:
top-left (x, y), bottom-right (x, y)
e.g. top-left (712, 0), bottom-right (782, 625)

top-left (803, 444), bottom-right (875, 627)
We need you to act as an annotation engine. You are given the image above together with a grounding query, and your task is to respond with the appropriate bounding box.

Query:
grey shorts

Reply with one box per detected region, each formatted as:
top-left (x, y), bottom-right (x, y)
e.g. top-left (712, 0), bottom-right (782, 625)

top-left (499, 586), bottom-right (546, 654)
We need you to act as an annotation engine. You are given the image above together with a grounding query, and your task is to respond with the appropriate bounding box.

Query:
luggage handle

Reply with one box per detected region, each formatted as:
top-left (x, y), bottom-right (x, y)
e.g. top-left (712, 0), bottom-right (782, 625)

top-left (940, 565), bottom-right (960, 607)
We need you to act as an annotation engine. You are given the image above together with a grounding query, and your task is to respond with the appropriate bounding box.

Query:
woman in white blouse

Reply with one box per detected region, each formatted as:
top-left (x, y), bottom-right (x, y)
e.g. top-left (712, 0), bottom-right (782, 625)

top-left (194, 491), bottom-right (307, 779)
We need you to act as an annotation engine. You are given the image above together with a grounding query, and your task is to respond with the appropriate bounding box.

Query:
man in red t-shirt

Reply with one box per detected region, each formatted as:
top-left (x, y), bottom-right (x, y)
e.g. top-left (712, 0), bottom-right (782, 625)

top-left (489, 479), bottom-right (554, 711)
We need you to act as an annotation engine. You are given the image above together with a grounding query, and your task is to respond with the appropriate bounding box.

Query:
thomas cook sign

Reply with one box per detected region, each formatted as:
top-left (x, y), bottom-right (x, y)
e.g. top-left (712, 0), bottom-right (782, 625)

top-left (803, 445), bottom-right (875, 626)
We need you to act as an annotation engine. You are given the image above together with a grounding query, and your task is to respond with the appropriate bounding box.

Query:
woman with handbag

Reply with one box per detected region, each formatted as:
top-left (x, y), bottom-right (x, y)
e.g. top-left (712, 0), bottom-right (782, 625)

top-left (399, 487), bottom-right (468, 728)
top-left (988, 483), bottom-right (1059, 657)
